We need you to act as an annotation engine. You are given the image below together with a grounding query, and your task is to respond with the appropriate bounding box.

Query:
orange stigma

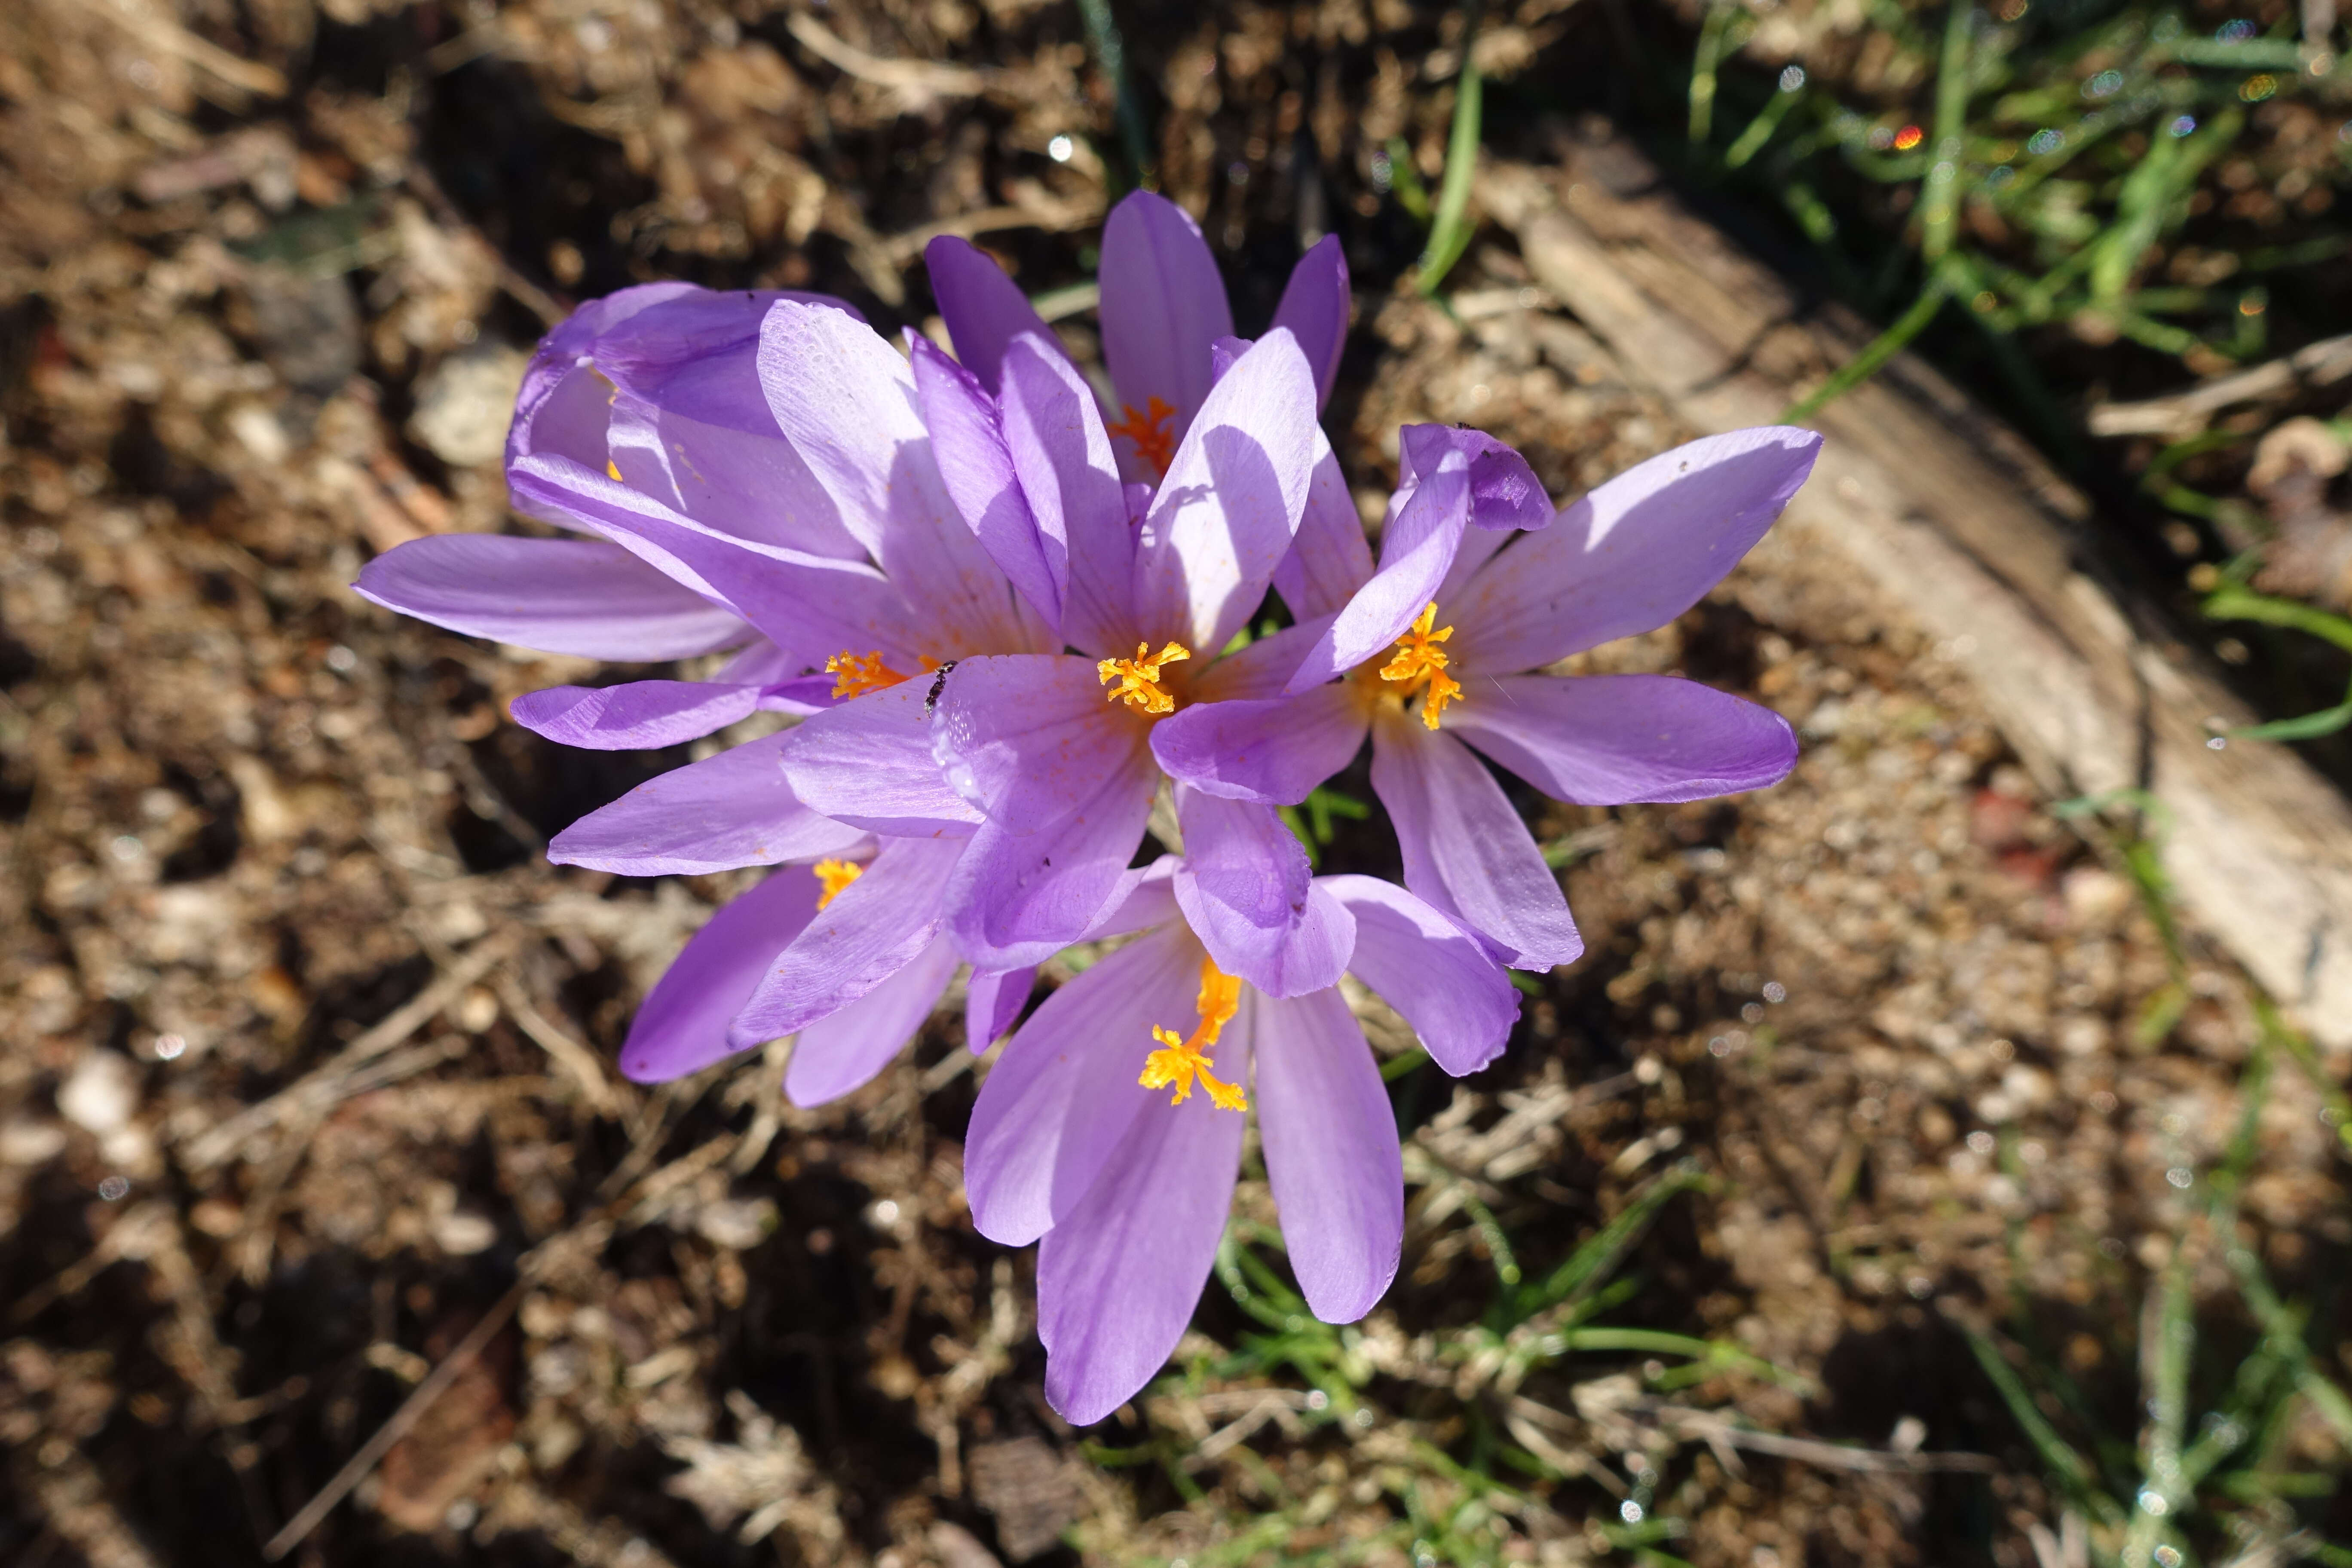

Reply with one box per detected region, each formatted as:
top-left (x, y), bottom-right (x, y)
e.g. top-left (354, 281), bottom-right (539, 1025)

top-left (1379, 602), bottom-right (1463, 730)
top-left (1107, 396), bottom-right (1178, 478)
top-left (1139, 959), bottom-right (1247, 1111)
top-left (812, 858), bottom-right (863, 910)
top-left (1097, 641), bottom-right (1191, 716)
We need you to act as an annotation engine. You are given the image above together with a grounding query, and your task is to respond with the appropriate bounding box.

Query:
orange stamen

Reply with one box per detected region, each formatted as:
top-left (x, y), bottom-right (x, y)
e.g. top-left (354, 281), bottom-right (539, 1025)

top-left (1138, 959), bottom-right (1247, 1111)
top-left (1097, 641), bottom-right (1191, 716)
top-left (1107, 396), bottom-right (1178, 478)
top-left (1378, 602), bottom-right (1463, 730)
top-left (812, 858), bottom-right (863, 910)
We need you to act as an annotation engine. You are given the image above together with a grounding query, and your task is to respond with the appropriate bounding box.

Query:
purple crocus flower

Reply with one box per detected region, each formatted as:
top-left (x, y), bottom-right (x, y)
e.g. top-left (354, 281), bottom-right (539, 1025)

top-left (1154, 427), bottom-right (1822, 970)
top-left (962, 858), bottom-right (1521, 1425)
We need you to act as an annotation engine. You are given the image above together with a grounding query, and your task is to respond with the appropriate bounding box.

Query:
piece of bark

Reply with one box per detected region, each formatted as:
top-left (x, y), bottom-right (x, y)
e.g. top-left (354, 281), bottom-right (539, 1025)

top-left (1482, 122), bottom-right (2352, 1050)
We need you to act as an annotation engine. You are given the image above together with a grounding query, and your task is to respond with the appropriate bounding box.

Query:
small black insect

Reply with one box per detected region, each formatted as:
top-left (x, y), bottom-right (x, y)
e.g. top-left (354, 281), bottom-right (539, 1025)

top-left (923, 660), bottom-right (959, 716)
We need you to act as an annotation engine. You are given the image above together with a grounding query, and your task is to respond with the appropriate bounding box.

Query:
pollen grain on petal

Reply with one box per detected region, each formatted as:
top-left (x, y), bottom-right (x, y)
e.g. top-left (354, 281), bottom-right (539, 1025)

top-left (1137, 959), bottom-right (1247, 1112)
top-left (1107, 395), bottom-right (1178, 478)
top-left (1379, 602), bottom-right (1464, 730)
top-left (1097, 641), bottom-right (1191, 716)
top-left (825, 649), bottom-right (913, 700)
top-left (812, 858), bottom-right (863, 910)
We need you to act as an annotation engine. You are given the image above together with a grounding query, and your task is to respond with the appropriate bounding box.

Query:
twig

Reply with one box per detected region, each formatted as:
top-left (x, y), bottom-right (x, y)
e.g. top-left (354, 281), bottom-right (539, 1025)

top-left (84, 0), bottom-right (288, 99)
top-left (785, 14), bottom-right (989, 108)
top-left (2087, 331), bottom-right (2352, 438)
top-left (493, 974), bottom-right (622, 1117)
top-left (1657, 1406), bottom-right (2000, 1473)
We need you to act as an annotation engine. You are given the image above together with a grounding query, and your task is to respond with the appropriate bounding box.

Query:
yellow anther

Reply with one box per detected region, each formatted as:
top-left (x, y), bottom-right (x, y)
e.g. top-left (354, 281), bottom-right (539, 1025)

top-left (1097, 641), bottom-right (1192, 716)
top-left (1139, 959), bottom-right (1247, 1112)
top-left (825, 650), bottom-right (912, 700)
top-left (606, 459), bottom-right (625, 482)
top-left (812, 858), bottom-right (863, 910)
top-left (1107, 395), bottom-right (1178, 478)
top-left (1379, 602), bottom-right (1464, 731)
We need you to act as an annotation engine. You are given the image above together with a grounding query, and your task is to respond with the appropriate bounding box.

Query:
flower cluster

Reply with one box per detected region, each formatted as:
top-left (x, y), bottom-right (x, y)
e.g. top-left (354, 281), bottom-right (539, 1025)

top-left (357, 191), bottom-right (1819, 1424)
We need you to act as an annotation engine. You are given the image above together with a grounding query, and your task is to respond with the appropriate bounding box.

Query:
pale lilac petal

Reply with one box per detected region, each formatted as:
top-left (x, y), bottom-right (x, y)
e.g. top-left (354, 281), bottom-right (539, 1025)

top-left (930, 654), bottom-right (1148, 830)
top-left (755, 674), bottom-right (841, 715)
top-left (547, 732), bottom-right (867, 876)
top-left (508, 282), bottom-right (700, 472)
top-left (1450, 428), bottom-right (1822, 672)
top-left (619, 866), bottom-right (820, 1083)
top-left (1099, 191), bottom-right (1233, 453)
top-left (1283, 425), bottom-right (1473, 692)
top-left (1449, 674), bottom-right (1798, 805)
top-left (511, 680), bottom-right (760, 751)
top-left (354, 535), bottom-right (745, 661)
top-left (943, 750), bottom-right (1158, 969)
top-left (1171, 790), bottom-right (1353, 997)
top-left (1036, 1014), bottom-right (1250, 1425)
top-left (607, 393), bottom-right (863, 563)
top-left (965, 965), bottom-right (1035, 1052)
top-left (925, 235), bottom-right (1056, 395)
top-left (507, 456), bottom-right (922, 665)
top-left (1271, 441), bottom-right (1375, 620)
top-left (1421, 427), bottom-right (1551, 533)
top-left (773, 679), bottom-right (984, 836)
top-left (1368, 707), bottom-right (1583, 970)
top-left (1321, 875), bottom-right (1520, 1075)
top-left (1268, 235), bottom-right (1349, 410)
top-left (1253, 986), bottom-right (1401, 1322)
top-left (756, 300), bottom-right (1041, 656)
top-left (730, 836), bottom-right (965, 1046)
top-left (784, 934), bottom-right (962, 1107)
top-left (714, 640), bottom-right (796, 685)
top-left (1186, 613), bottom-right (1338, 703)
top-left (964, 923), bottom-right (1203, 1246)
top-left (1207, 334), bottom-right (1248, 383)
top-left (909, 334), bottom-right (1064, 634)
top-left (1151, 685), bottom-right (1368, 805)
top-left (587, 286), bottom-right (859, 420)
top-left (1078, 856), bottom-right (1184, 941)
top-left (1129, 329), bottom-right (1320, 653)
top-left (1001, 334), bottom-right (1136, 654)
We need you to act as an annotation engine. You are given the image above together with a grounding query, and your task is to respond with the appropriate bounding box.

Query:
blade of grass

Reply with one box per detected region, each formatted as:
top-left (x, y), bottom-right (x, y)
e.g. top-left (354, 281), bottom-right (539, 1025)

top-left (1781, 273), bottom-right (1951, 423)
top-left (1920, 0), bottom-right (1975, 265)
top-left (1416, 1), bottom-right (1484, 295)
top-left (1074, 0), bottom-right (1152, 193)
top-left (1517, 1164), bottom-right (1709, 1321)
top-left (1965, 1325), bottom-right (2127, 1525)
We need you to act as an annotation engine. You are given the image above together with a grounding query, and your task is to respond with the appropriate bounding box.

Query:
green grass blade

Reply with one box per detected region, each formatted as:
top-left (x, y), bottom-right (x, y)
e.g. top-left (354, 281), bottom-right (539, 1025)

top-left (1781, 275), bottom-right (1949, 423)
top-left (1416, 3), bottom-right (1485, 295)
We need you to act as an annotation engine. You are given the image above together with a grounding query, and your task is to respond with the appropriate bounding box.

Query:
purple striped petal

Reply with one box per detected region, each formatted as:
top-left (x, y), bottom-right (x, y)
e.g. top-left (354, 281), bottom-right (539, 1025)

top-left (730, 836), bottom-right (965, 1047)
top-left (1130, 329), bottom-right (1320, 654)
top-left (964, 922), bottom-right (1203, 1246)
top-left (355, 535), bottom-right (746, 661)
top-left (1254, 986), bottom-right (1401, 1322)
top-left (1368, 708), bottom-right (1583, 971)
top-left (1268, 235), bottom-right (1349, 411)
top-left (1322, 874), bottom-right (1520, 1075)
top-left (1171, 790), bottom-right (1353, 997)
top-left (607, 393), bottom-right (863, 563)
top-left (773, 679), bottom-right (983, 836)
top-left (930, 654), bottom-right (1148, 831)
top-left (910, 334), bottom-right (1064, 635)
top-left (925, 235), bottom-right (1056, 395)
top-left (965, 965), bottom-right (1036, 1053)
top-left (511, 680), bottom-right (761, 751)
top-left (546, 732), bottom-right (866, 877)
top-left (508, 282), bottom-right (700, 472)
top-left (1152, 685), bottom-right (1369, 806)
top-left (1186, 614), bottom-right (1339, 703)
top-left (783, 933), bottom-right (962, 1107)
top-left (1450, 674), bottom-right (1798, 805)
top-left (1424, 428), bottom-right (1551, 533)
top-left (1450, 428), bottom-right (1821, 673)
top-left (619, 866), bottom-right (820, 1083)
top-left (1099, 191), bottom-right (1232, 457)
top-left (1001, 334), bottom-right (1134, 654)
top-left (943, 748), bottom-right (1158, 969)
top-left (1271, 441), bottom-right (1375, 620)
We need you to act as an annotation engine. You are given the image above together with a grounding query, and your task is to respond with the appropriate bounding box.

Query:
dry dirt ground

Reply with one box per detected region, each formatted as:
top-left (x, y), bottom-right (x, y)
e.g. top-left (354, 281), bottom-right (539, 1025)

top-left (1, 2), bottom-right (2347, 1566)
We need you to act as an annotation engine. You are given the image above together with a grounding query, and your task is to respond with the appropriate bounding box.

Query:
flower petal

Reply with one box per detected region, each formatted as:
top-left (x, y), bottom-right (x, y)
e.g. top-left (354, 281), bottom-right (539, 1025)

top-left (784, 933), bottom-right (962, 1107)
top-left (943, 750), bottom-right (1158, 969)
top-left (1449, 674), bottom-right (1798, 805)
top-left (909, 334), bottom-right (1064, 635)
top-left (1171, 790), bottom-right (1354, 997)
top-left (756, 300), bottom-right (1042, 656)
top-left (1368, 707), bottom-right (1583, 970)
top-left (965, 965), bottom-right (1036, 1053)
top-left (1268, 236), bottom-right (1350, 411)
top-left (924, 235), bottom-right (1057, 395)
top-left (1151, 685), bottom-right (1369, 806)
top-left (1449, 427), bottom-right (1821, 672)
top-left (1320, 874), bottom-right (1520, 1075)
top-left (1035, 1008), bottom-right (1250, 1426)
top-left (1253, 986), bottom-right (1401, 1321)
top-left (355, 535), bottom-right (746, 661)
top-left (773, 679), bottom-right (984, 836)
top-left (1130, 329), bottom-right (1320, 653)
top-left (607, 392), bottom-right (864, 563)
top-left (510, 680), bottom-right (761, 751)
top-left (930, 653), bottom-right (1148, 831)
top-left (1001, 334), bottom-right (1136, 654)
top-left (508, 282), bottom-right (701, 472)
top-left (547, 732), bottom-right (866, 876)
top-left (1271, 439), bottom-right (1375, 621)
top-left (618, 865), bottom-right (820, 1083)
top-left (1099, 191), bottom-right (1233, 454)
top-left (1185, 613), bottom-right (1338, 702)
top-left (730, 836), bottom-right (965, 1046)
top-left (964, 922), bottom-right (1201, 1246)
